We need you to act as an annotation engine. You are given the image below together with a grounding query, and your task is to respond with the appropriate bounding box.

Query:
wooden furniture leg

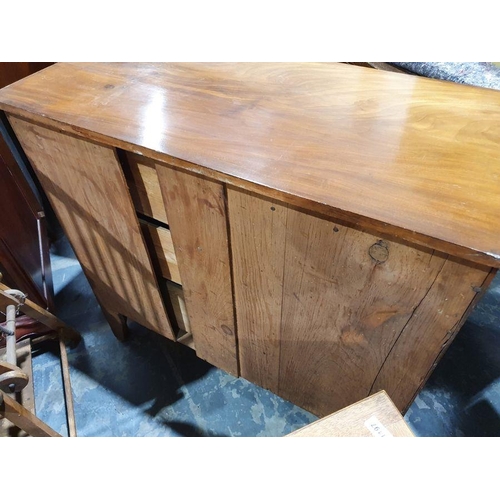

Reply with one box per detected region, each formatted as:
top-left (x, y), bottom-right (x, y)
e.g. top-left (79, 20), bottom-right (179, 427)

top-left (0, 390), bottom-right (60, 437)
top-left (101, 308), bottom-right (129, 342)
top-left (59, 337), bottom-right (77, 437)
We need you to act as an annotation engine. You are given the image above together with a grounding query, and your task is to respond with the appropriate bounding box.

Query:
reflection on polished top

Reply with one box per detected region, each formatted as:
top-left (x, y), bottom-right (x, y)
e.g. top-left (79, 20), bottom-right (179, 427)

top-left (0, 62), bottom-right (499, 267)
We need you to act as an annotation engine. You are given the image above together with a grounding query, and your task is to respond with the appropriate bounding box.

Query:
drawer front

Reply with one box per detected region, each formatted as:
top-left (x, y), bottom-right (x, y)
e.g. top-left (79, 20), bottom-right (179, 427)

top-left (122, 152), bottom-right (169, 225)
top-left (166, 280), bottom-right (191, 334)
top-left (140, 221), bottom-right (181, 285)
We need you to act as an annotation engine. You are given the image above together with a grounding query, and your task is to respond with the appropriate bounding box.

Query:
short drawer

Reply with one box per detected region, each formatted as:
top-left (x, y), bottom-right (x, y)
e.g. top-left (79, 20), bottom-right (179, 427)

top-left (122, 151), bottom-right (168, 225)
top-left (140, 221), bottom-right (181, 285)
top-left (166, 280), bottom-right (191, 335)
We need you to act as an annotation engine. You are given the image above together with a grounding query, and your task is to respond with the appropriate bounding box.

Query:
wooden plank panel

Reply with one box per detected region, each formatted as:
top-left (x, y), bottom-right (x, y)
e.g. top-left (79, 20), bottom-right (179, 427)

top-left (227, 188), bottom-right (287, 393)
top-left (371, 261), bottom-right (492, 411)
top-left (9, 117), bottom-right (174, 340)
top-left (122, 152), bottom-right (168, 224)
top-left (278, 207), bottom-right (447, 416)
top-left (1, 63), bottom-right (500, 267)
top-left (229, 190), bottom-right (472, 416)
top-left (288, 391), bottom-right (414, 437)
top-left (156, 165), bottom-right (237, 375)
top-left (140, 222), bottom-right (181, 284)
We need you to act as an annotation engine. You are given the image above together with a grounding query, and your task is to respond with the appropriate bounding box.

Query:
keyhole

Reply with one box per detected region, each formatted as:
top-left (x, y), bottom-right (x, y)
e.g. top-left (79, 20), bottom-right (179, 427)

top-left (369, 241), bottom-right (389, 264)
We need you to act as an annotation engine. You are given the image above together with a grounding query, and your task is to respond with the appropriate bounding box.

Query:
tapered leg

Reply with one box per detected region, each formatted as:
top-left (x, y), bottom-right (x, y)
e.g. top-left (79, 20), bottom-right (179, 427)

top-left (101, 308), bottom-right (129, 342)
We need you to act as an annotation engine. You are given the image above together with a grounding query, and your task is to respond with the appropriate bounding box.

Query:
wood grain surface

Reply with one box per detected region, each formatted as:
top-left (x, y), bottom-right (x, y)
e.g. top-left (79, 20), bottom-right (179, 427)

top-left (288, 391), bottom-right (414, 437)
top-left (228, 189), bottom-right (493, 416)
top-left (9, 117), bottom-right (174, 340)
top-left (370, 261), bottom-right (492, 410)
top-left (227, 189), bottom-right (287, 393)
top-left (0, 63), bottom-right (499, 267)
top-left (277, 206), bottom-right (448, 415)
top-left (156, 165), bottom-right (238, 375)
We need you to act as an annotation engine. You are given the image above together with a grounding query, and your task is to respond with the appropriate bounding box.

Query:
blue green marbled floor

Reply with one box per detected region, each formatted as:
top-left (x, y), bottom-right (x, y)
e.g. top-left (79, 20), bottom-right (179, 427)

top-left (32, 236), bottom-right (500, 437)
top-left (32, 236), bottom-right (316, 436)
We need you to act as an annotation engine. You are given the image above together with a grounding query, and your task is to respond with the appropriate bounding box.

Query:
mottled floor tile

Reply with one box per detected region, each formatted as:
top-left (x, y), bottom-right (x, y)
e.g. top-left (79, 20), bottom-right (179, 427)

top-left (32, 236), bottom-right (316, 436)
top-left (33, 237), bottom-right (500, 437)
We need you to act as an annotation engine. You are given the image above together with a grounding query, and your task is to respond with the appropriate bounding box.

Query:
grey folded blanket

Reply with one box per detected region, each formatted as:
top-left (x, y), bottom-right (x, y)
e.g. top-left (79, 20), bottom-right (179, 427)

top-left (391, 62), bottom-right (500, 90)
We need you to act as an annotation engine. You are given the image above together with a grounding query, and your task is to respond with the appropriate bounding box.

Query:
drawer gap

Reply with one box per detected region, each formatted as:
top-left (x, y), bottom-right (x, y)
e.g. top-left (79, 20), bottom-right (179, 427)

top-left (136, 211), bottom-right (170, 231)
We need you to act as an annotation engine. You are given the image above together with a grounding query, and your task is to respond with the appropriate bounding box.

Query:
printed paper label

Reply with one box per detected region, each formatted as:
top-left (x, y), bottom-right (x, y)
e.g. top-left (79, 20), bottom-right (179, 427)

top-left (364, 416), bottom-right (393, 438)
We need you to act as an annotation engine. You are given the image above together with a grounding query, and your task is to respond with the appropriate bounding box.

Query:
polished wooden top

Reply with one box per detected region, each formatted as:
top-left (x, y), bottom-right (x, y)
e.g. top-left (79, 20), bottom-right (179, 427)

top-left (1, 63), bottom-right (499, 267)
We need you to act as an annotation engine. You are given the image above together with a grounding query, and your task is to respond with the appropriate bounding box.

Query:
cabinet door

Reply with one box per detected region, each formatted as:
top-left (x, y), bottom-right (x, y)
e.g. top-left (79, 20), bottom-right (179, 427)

top-left (155, 165), bottom-right (238, 375)
top-left (9, 116), bottom-right (174, 341)
top-left (0, 133), bottom-right (52, 310)
top-left (0, 63), bottom-right (54, 311)
top-left (228, 187), bottom-right (492, 415)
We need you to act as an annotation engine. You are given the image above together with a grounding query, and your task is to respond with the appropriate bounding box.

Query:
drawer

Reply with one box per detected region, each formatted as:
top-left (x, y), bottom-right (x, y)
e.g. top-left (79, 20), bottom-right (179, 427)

top-left (140, 221), bottom-right (181, 284)
top-left (166, 280), bottom-right (191, 335)
top-left (121, 151), bottom-right (168, 225)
